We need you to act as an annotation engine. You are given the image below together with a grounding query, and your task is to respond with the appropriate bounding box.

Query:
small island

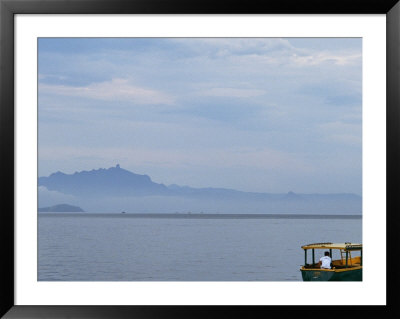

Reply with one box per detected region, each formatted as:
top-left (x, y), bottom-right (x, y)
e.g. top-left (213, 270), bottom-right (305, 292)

top-left (38, 204), bottom-right (84, 212)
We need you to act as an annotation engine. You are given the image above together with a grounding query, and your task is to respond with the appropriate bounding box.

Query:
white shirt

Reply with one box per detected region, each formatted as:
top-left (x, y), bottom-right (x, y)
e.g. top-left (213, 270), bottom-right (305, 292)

top-left (320, 256), bottom-right (332, 269)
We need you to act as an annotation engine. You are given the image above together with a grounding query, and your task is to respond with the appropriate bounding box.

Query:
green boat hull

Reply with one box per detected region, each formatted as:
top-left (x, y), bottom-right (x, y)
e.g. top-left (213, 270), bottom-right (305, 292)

top-left (301, 268), bottom-right (362, 281)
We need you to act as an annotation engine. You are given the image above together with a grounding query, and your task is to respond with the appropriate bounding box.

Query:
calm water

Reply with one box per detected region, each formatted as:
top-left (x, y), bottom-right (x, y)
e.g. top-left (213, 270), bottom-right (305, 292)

top-left (38, 213), bottom-right (362, 281)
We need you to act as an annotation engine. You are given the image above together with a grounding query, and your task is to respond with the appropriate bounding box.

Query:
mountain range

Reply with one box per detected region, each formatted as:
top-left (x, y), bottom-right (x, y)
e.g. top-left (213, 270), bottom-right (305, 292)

top-left (38, 164), bottom-right (362, 214)
top-left (39, 164), bottom-right (167, 197)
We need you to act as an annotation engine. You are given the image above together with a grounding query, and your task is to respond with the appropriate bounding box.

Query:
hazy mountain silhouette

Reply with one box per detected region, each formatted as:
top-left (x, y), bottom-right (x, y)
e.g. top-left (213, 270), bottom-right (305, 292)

top-left (38, 164), bottom-right (168, 197)
top-left (38, 165), bottom-right (362, 214)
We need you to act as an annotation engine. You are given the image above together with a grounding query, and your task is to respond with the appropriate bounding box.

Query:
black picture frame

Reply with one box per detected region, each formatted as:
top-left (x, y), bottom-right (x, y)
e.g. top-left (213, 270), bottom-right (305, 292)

top-left (1, 0), bottom-right (398, 317)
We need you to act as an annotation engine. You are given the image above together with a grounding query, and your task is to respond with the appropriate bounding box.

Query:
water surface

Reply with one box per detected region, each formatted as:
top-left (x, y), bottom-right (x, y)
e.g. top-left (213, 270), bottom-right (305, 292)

top-left (38, 213), bottom-right (362, 281)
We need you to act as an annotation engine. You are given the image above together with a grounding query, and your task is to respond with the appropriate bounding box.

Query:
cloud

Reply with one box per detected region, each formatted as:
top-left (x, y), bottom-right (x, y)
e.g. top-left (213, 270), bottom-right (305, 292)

top-left (290, 52), bottom-right (361, 66)
top-left (39, 78), bottom-right (175, 105)
top-left (173, 38), bottom-right (361, 68)
top-left (177, 38), bottom-right (294, 56)
top-left (38, 38), bottom-right (362, 194)
top-left (318, 121), bottom-right (362, 146)
top-left (201, 87), bottom-right (267, 98)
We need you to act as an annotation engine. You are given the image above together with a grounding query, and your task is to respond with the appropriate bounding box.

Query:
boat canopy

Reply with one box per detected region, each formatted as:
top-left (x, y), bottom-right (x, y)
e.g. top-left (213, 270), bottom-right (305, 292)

top-left (301, 242), bottom-right (362, 251)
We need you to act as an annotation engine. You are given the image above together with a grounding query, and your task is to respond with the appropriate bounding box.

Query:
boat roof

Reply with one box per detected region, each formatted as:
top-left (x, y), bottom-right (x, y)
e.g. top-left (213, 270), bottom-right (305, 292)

top-left (301, 242), bottom-right (362, 250)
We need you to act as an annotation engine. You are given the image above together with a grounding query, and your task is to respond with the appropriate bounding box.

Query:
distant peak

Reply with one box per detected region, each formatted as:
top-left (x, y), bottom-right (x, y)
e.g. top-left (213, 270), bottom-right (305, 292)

top-left (50, 171), bottom-right (65, 176)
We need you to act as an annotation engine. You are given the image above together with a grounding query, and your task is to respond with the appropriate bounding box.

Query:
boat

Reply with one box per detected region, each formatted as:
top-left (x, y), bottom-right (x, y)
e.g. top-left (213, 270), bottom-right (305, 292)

top-left (300, 242), bottom-right (362, 281)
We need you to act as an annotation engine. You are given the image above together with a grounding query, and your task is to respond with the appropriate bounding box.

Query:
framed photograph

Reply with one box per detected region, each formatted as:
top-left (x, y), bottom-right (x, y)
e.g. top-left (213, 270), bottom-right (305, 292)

top-left (1, 0), bottom-right (398, 317)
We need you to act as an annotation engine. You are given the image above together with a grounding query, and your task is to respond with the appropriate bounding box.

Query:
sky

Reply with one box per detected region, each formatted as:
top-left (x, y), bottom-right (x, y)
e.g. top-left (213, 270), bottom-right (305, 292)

top-left (38, 38), bottom-right (362, 195)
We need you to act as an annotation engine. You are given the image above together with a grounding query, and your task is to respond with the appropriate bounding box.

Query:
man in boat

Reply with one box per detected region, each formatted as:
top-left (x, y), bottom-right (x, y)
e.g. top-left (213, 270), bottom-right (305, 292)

top-left (318, 251), bottom-right (332, 269)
